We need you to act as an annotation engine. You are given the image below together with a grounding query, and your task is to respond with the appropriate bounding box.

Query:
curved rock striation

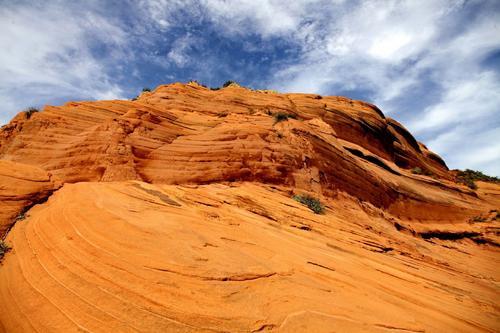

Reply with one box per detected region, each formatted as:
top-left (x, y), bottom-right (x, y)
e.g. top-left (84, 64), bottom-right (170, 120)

top-left (0, 181), bottom-right (498, 332)
top-left (0, 83), bottom-right (475, 221)
top-left (0, 160), bottom-right (56, 238)
top-left (0, 82), bottom-right (499, 332)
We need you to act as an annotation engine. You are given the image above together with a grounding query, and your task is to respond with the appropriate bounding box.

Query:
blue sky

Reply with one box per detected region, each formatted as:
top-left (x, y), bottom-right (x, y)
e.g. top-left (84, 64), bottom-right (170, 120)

top-left (1, 0), bottom-right (499, 175)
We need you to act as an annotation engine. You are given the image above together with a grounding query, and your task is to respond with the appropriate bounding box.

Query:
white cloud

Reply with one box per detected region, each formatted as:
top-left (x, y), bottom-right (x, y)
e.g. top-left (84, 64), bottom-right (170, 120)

top-left (368, 31), bottom-right (412, 60)
top-left (166, 34), bottom-right (198, 67)
top-left (427, 126), bottom-right (500, 176)
top-left (139, 0), bottom-right (336, 38)
top-left (138, 0), bottom-right (200, 30)
top-left (201, 0), bottom-right (321, 37)
top-left (0, 2), bottom-right (126, 123)
top-left (410, 71), bottom-right (500, 133)
top-left (267, 1), bottom-right (465, 97)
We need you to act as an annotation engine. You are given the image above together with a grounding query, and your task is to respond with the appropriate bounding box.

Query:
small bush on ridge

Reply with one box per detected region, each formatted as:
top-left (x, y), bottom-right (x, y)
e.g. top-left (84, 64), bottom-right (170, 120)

top-left (411, 167), bottom-right (422, 174)
top-left (25, 107), bottom-right (39, 119)
top-left (455, 169), bottom-right (499, 190)
top-left (0, 240), bottom-right (11, 262)
top-left (293, 194), bottom-right (324, 214)
top-left (411, 167), bottom-right (433, 176)
top-left (274, 112), bottom-right (297, 123)
top-left (222, 80), bottom-right (236, 88)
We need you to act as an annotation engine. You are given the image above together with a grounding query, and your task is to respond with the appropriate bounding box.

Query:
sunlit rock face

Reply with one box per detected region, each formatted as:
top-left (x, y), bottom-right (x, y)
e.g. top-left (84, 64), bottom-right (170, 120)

top-left (0, 83), bottom-right (498, 332)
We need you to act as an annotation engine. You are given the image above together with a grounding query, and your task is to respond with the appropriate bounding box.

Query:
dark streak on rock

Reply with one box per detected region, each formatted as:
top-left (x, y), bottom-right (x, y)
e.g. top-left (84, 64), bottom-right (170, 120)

top-left (307, 261), bottom-right (335, 272)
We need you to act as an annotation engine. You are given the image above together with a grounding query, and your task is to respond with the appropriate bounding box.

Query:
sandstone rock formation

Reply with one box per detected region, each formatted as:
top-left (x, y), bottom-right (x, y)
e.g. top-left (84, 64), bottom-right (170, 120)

top-left (0, 160), bottom-right (56, 237)
top-left (0, 82), bottom-right (498, 332)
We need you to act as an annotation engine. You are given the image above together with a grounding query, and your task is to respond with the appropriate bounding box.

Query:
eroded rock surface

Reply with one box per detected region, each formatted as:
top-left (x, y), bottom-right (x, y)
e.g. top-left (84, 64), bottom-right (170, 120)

top-left (0, 160), bottom-right (56, 237)
top-left (0, 181), bottom-right (498, 332)
top-left (0, 84), bottom-right (453, 211)
top-left (0, 83), bottom-right (498, 332)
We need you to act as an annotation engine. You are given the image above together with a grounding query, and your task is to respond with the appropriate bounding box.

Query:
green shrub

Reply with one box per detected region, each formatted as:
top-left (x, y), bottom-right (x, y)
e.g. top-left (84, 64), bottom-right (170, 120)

top-left (471, 215), bottom-right (487, 223)
top-left (222, 80), bottom-right (236, 88)
top-left (454, 169), bottom-right (500, 190)
top-left (0, 240), bottom-right (11, 262)
top-left (15, 213), bottom-right (26, 222)
top-left (25, 107), bottom-right (39, 119)
top-left (142, 87), bottom-right (151, 92)
top-left (460, 177), bottom-right (477, 190)
top-left (273, 112), bottom-right (297, 123)
top-left (456, 169), bottom-right (499, 190)
top-left (293, 194), bottom-right (324, 214)
top-left (188, 80), bottom-right (207, 88)
top-left (411, 166), bottom-right (434, 177)
top-left (411, 167), bottom-right (422, 175)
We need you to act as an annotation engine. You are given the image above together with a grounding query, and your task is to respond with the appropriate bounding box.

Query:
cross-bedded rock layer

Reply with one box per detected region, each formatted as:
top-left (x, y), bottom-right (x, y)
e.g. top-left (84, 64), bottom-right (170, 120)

top-left (0, 82), bottom-right (498, 332)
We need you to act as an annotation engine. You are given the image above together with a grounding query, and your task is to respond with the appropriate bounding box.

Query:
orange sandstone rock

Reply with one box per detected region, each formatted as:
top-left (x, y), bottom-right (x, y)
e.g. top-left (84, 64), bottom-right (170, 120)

top-left (0, 83), bottom-right (498, 332)
top-left (0, 83), bottom-right (464, 217)
top-left (0, 181), bottom-right (498, 332)
top-left (0, 160), bottom-right (56, 237)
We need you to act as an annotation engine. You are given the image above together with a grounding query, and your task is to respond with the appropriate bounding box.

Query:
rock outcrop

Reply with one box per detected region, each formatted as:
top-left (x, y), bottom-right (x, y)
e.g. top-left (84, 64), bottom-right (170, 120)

top-left (0, 160), bottom-right (56, 237)
top-left (0, 84), bottom-right (481, 218)
top-left (0, 82), bottom-right (498, 332)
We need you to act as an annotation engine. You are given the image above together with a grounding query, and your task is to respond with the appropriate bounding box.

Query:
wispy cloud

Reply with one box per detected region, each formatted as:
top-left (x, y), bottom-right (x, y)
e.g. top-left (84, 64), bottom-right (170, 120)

top-left (411, 71), bottom-right (500, 133)
top-left (0, 2), bottom-right (127, 123)
top-left (427, 126), bottom-right (500, 175)
top-left (166, 34), bottom-right (201, 67)
top-left (200, 0), bottom-right (317, 37)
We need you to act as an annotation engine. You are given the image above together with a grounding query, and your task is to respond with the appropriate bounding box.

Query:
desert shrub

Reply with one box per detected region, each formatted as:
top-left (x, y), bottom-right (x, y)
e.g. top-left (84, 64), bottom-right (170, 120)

top-left (411, 166), bottom-right (434, 176)
top-left (456, 169), bottom-right (499, 188)
top-left (293, 194), bottom-right (324, 214)
top-left (471, 215), bottom-right (487, 223)
top-left (459, 177), bottom-right (477, 190)
top-left (411, 167), bottom-right (423, 175)
top-left (142, 87), bottom-right (152, 92)
top-left (455, 169), bottom-right (500, 190)
top-left (188, 80), bottom-right (207, 88)
top-left (15, 213), bottom-right (26, 222)
top-left (0, 240), bottom-right (11, 261)
top-left (210, 87), bottom-right (220, 91)
top-left (25, 107), bottom-right (39, 119)
top-left (314, 95), bottom-right (322, 99)
top-left (222, 80), bottom-right (236, 88)
top-left (274, 112), bottom-right (297, 123)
